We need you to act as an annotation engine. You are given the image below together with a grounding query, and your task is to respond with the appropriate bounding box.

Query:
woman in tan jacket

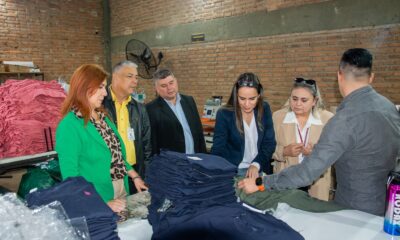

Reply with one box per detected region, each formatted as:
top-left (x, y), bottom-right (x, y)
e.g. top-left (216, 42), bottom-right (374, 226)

top-left (272, 78), bottom-right (333, 201)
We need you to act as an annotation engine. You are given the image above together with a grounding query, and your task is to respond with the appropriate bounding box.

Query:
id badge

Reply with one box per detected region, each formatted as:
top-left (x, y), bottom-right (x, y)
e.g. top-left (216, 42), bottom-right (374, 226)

top-left (128, 127), bottom-right (135, 141)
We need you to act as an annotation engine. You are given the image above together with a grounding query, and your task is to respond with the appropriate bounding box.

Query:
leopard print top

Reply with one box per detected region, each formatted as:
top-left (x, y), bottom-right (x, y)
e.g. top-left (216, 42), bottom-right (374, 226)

top-left (73, 108), bottom-right (128, 180)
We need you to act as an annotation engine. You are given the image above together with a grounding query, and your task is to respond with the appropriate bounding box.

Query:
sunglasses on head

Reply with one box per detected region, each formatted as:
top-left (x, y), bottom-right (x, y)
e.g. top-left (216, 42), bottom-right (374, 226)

top-left (294, 78), bottom-right (316, 87)
top-left (238, 78), bottom-right (258, 87)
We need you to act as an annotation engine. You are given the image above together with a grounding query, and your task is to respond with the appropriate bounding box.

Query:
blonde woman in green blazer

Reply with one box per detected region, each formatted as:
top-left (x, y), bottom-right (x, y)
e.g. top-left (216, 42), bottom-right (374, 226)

top-left (56, 64), bottom-right (147, 214)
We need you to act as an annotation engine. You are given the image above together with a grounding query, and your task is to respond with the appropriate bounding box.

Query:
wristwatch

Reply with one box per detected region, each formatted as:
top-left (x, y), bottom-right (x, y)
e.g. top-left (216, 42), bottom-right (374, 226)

top-left (255, 177), bottom-right (265, 192)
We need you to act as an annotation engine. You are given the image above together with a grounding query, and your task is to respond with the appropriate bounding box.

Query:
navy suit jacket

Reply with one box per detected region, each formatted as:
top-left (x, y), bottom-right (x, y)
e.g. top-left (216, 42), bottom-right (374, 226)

top-left (211, 102), bottom-right (276, 173)
top-left (146, 94), bottom-right (206, 155)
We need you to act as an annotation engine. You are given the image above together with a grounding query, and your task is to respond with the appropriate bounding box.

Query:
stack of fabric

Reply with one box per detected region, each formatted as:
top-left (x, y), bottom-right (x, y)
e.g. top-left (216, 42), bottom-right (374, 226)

top-left (26, 176), bottom-right (120, 240)
top-left (0, 79), bottom-right (66, 158)
top-left (146, 150), bottom-right (304, 240)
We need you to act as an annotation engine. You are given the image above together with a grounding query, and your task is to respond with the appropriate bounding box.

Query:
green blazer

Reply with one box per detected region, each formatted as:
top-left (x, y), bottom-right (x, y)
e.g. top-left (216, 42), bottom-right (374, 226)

top-left (55, 111), bottom-right (132, 202)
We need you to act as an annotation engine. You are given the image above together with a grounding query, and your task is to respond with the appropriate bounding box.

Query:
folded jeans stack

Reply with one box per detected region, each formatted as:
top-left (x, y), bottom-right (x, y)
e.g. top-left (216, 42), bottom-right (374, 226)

top-left (146, 150), bottom-right (304, 240)
top-left (26, 176), bottom-right (120, 240)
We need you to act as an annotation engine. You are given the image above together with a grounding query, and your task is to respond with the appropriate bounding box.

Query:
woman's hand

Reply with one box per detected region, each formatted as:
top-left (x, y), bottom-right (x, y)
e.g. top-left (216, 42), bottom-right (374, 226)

top-left (133, 177), bottom-right (148, 192)
top-left (302, 142), bottom-right (314, 156)
top-left (127, 170), bottom-right (148, 192)
top-left (246, 165), bottom-right (259, 179)
top-left (107, 199), bottom-right (126, 213)
top-left (283, 143), bottom-right (303, 157)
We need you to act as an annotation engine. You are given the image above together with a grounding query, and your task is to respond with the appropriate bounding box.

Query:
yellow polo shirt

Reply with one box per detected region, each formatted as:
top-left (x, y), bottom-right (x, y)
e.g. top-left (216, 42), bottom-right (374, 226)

top-left (111, 89), bottom-right (136, 165)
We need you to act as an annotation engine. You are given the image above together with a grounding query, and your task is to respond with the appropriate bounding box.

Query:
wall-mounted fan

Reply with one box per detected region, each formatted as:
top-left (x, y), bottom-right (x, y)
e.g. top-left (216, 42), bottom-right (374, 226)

top-left (125, 39), bottom-right (163, 79)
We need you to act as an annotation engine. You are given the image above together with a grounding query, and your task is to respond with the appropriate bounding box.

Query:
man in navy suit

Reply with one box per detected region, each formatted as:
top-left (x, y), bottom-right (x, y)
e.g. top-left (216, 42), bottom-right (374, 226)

top-left (146, 69), bottom-right (206, 155)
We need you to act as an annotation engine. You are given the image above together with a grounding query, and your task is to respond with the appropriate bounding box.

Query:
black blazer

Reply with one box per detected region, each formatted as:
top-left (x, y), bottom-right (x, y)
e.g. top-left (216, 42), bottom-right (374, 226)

top-left (146, 94), bottom-right (206, 155)
top-left (211, 102), bottom-right (276, 173)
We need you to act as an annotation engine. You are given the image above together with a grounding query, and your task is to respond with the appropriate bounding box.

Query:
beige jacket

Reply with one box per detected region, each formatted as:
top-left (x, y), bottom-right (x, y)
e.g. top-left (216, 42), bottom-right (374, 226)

top-left (272, 108), bottom-right (334, 201)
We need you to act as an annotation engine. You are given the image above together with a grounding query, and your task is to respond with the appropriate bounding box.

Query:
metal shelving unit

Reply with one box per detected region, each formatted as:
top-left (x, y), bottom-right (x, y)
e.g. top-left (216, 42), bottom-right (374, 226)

top-left (0, 72), bottom-right (45, 84)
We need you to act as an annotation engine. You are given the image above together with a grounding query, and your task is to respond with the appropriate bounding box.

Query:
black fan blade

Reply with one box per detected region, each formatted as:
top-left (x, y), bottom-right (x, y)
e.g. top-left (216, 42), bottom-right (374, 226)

top-left (156, 52), bottom-right (163, 67)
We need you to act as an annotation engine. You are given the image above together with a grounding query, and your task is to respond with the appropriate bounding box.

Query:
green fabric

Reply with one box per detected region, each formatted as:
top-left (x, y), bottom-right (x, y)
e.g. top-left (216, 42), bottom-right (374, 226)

top-left (18, 168), bottom-right (57, 199)
top-left (40, 159), bottom-right (62, 181)
top-left (235, 178), bottom-right (346, 213)
top-left (56, 111), bottom-right (132, 202)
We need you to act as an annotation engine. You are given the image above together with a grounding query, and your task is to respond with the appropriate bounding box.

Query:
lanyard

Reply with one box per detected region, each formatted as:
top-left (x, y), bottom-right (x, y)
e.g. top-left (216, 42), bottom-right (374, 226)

top-left (297, 125), bottom-right (309, 147)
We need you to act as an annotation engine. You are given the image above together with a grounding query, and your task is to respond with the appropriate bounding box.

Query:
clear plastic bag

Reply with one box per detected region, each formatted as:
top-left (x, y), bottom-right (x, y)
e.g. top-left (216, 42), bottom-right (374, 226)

top-left (0, 193), bottom-right (90, 240)
top-left (57, 76), bottom-right (70, 93)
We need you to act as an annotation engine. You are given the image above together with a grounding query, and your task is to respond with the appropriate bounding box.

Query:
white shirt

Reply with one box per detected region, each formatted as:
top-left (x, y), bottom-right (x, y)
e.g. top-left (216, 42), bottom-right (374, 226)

top-left (238, 114), bottom-right (260, 170)
top-left (282, 111), bottom-right (323, 163)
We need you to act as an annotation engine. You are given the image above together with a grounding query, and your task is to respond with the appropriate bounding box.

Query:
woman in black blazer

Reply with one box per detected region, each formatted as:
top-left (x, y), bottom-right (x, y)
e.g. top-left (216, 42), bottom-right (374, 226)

top-left (211, 73), bottom-right (276, 178)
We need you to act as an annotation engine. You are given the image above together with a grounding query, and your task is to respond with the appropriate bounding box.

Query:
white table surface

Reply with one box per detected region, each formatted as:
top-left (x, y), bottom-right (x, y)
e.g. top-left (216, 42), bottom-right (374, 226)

top-left (118, 204), bottom-right (400, 240)
top-left (118, 218), bottom-right (153, 240)
top-left (274, 203), bottom-right (399, 240)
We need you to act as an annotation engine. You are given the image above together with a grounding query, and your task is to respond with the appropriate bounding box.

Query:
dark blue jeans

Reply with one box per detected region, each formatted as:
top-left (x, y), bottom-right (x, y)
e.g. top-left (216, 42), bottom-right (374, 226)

top-left (26, 176), bottom-right (120, 240)
top-left (153, 202), bottom-right (304, 240)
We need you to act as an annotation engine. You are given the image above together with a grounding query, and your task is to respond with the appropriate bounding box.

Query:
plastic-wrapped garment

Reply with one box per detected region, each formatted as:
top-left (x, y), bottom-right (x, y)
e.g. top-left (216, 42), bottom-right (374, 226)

top-left (0, 79), bottom-right (66, 158)
top-left (127, 191), bottom-right (151, 219)
top-left (26, 176), bottom-right (120, 240)
top-left (0, 193), bottom-right (90, 240)
top-left (17, 168), bottom-right (57, 199)
top-left (18, 160), bottom-right (62, 199)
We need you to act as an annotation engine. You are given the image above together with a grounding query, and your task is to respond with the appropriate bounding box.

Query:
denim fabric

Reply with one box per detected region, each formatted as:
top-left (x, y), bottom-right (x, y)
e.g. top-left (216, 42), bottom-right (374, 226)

top-left (147, 150), bottom-right (303, 240)
top-left (26, 176), bottom-right (120, 240)
top-left (154, 203), bottom-right (304, 240)
top-left (158, 150), bottom-right (237, 172)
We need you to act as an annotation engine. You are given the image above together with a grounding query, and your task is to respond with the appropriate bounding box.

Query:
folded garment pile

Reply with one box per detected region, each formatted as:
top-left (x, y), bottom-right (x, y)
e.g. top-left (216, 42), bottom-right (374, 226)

top-left (0, 79), bottom-right (66, 158)
top-left (146, 150), bottom-right (304, 240)
top-left (26, 176), bottom-right (120, 240)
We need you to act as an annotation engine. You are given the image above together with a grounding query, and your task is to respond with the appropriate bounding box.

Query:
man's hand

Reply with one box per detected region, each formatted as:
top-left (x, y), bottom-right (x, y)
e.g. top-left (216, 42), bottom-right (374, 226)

top-left (283, 143), bottom-right (303, 157)
top-left (238, 178), bottom-right (259, 194)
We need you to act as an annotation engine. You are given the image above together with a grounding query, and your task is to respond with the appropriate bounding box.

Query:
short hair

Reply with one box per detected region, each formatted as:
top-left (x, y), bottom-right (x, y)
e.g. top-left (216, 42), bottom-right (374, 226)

top-left (61, 64), bottom-right (108, 124)
top-left (112, 60), bottom-right (138, 74)
top-left (152, 68), bottom-right (174, 84)
top-left (339, 48), bottom-right (373, 78)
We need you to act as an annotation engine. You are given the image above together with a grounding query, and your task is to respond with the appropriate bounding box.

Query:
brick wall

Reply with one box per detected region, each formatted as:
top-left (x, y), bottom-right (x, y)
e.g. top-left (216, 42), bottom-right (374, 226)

top-left (0, 0), bottom-right (104, 81)
top-left (112, 24), bottom-right (400, 112)
top-left (110, 0), bottom-right (329, 36)
top-left (110, 0), bottom-right (400, 113)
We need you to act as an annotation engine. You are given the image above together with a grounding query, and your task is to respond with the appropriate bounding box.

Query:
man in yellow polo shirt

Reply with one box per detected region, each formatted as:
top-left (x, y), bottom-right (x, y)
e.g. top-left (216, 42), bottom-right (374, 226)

top-left (103, 60), bottom-right (152, 193)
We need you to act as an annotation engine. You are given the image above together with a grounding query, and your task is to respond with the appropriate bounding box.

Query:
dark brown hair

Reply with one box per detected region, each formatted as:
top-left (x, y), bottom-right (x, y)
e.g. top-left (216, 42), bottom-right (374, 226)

top-left (224, 72), bottom-right (264, 134)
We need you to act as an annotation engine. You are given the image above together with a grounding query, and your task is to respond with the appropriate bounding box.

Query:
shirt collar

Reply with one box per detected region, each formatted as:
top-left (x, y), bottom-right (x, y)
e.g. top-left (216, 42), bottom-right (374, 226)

top-left (163, 93), bottom-right (181, 106)
top-left (337, 85), bottom-right (372, 112)
top-left (283, 111), bottom-right (323, 126)
top-left (110, 87), bottom-right (131, 105)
